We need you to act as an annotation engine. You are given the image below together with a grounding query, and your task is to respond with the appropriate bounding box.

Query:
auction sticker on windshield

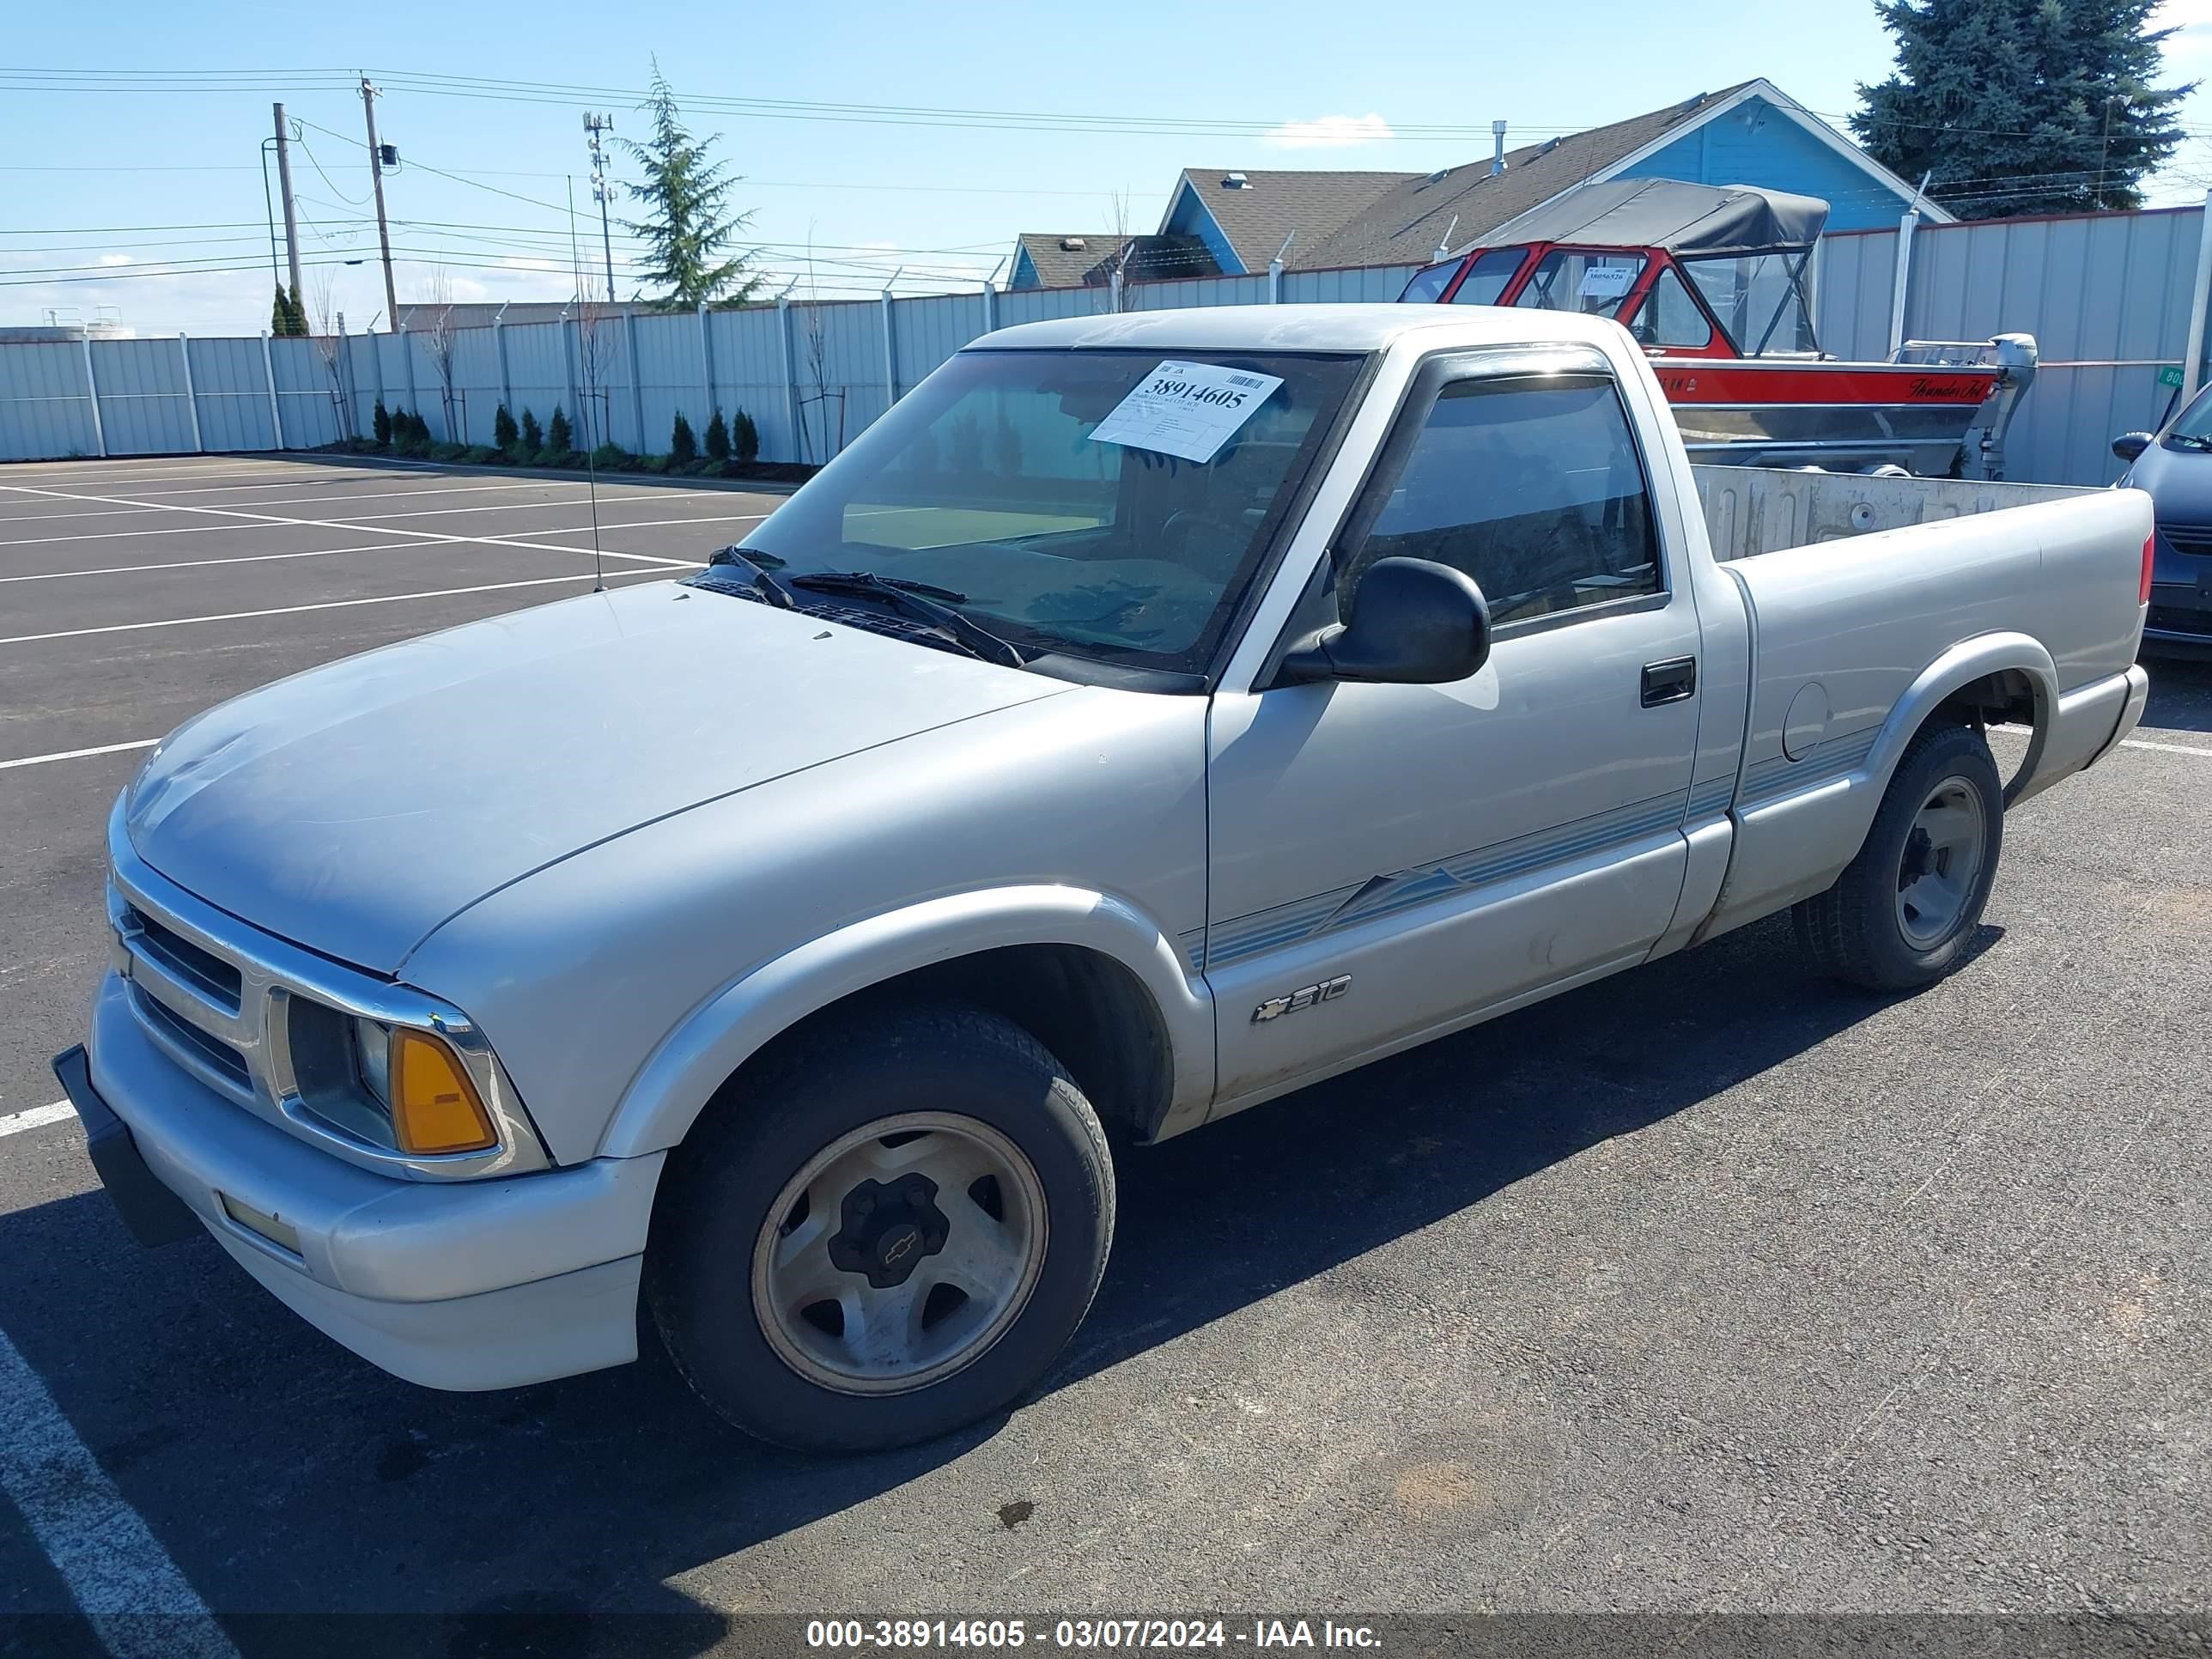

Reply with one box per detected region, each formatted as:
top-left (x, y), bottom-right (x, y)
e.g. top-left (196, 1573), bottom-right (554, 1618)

top-left (1090, 360), bottom-right (1285, 464)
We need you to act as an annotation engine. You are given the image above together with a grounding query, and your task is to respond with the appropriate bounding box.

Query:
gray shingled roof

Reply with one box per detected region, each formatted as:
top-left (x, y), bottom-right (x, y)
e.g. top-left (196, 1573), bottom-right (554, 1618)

top-left (1018, 233), bottom-right (1133, 289)
top-left (1297, 85), bottom-right (1758, 270)
top-left (1169, 167), bottom-right (1423, 271)
top-left (1015, 231), bottom-right (1220, 288)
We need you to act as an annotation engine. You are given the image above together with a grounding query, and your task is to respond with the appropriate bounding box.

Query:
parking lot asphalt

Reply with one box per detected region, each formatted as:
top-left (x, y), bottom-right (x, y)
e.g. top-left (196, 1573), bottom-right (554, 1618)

top-left (2, 454), bottom-right (2208, 1655)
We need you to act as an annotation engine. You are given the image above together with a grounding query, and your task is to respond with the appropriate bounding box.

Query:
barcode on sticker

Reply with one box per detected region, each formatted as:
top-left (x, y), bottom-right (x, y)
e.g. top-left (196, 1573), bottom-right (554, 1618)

top-left (1224, 373), bottom-right (1266, 388)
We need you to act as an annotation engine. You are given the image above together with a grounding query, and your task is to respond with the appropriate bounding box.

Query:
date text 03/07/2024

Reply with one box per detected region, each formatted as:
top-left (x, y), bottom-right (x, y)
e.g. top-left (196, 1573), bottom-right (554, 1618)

top-left (803, 1619), bottom-right (1383, 1650)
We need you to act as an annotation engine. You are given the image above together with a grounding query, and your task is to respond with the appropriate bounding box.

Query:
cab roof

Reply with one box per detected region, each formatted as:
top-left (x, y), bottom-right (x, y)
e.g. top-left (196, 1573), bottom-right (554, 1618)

top-left (968, 301), bottom-right (1627, 356)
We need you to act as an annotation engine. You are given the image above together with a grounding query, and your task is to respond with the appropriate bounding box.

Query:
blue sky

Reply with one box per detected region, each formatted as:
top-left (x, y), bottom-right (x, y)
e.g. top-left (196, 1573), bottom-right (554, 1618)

top-left (8, 0), bottom-right (2212, 335)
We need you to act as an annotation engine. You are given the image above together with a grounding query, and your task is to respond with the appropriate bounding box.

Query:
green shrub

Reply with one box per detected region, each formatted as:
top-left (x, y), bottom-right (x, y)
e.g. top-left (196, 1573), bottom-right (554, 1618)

top-left (373, 401), bottom-right (392, 447)
top-left (641, 453), bottom-right (671, 474)
top-left (461, 444), bottom-right (498, 465)
top-left (493, 404), bottom-right (519, 451)
top-left (548, 406), bottom-right (573, 453)
top-left (671, 412), bottom-right (697, 464)
top-left (520, 409), bottom-right (543, 452)
top-left (590, 441), bottom-right (629, 471)
top-left (704, 410), bottom-right (730, 462)
top-left (699, 458), bottom-right (729, 477)
top-left (431, 441), bottom-right (469, 462)
top-left (732, 408), bottom-right (760, 465)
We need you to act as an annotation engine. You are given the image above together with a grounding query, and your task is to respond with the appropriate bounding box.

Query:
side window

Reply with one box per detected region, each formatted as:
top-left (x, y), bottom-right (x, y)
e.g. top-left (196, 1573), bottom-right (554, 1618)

top-left (1631, 266), bottom-right (1714, 350)
top-left (1398, 262), bottom-right (1457, 303)
top-left (1343, 375), bottom-right (1662, 629)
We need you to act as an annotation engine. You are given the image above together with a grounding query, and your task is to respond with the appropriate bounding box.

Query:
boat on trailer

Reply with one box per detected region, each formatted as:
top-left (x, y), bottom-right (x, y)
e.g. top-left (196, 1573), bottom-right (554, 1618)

top-left (1397, 178), bottom-right (2036, 479)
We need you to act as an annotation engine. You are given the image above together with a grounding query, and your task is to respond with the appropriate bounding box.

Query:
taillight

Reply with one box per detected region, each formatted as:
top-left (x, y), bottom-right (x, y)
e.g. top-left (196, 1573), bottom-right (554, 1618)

top-left (2142, 531), bottom-right (2157, 605)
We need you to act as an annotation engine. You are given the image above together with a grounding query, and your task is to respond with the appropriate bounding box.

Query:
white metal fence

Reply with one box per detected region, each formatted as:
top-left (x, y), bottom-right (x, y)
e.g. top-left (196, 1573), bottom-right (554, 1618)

top-left (4, 202), bottom-right (2208, 486)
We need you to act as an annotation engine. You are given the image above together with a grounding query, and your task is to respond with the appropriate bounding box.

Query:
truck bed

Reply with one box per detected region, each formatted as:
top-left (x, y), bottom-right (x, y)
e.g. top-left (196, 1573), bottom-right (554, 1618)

top-left (1696, 466), bottom-right (2090, 562)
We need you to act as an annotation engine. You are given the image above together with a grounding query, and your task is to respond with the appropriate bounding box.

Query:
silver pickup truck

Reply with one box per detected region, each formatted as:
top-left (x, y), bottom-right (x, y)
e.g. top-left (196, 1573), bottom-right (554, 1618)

top-left (56, 305), bottom-right (2152, 1454)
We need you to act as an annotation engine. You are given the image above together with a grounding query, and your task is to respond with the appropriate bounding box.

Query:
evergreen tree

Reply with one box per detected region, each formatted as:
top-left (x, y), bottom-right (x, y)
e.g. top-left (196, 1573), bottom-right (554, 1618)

top-left (495, 404), bottom-right (520, 450)
top-left (373, 400), bottom-right (392, 446)
top-left (521, 409), bottom-right (544, 452)
top-left (732, 408), bottom-right (760, 464)
top-left (671, 410), bottom-right (698, 462)
top-left (620, 61), bottom-right (761, 308)
top-left (1855, 0), bottom-right (2192, 218)
top-left (270, 284), bottom-right (309, 336)
top-left (704, 409), bottom-right (731, 461)
top-left (548, 406), bottom-right (574, 453)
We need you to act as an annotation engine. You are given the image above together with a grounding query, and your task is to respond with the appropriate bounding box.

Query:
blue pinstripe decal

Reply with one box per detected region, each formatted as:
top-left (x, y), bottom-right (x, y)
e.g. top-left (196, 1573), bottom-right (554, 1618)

top-left (1739, 725), bottom-right (1881, 808)
top-left (1208, 787), bottom-right (1692, 969)
top-left (1687, 774), bottom-right (1736, 819)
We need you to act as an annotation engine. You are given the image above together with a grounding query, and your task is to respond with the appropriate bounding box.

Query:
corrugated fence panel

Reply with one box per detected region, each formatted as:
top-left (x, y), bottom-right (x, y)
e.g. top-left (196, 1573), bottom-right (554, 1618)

top-left (1284, 264), bottom-right (1422, 302)
top-left (445, 326), bottom-right (502, 445)
top-left (995, 286), bottom-right (1109, 330)
top-left (1127, 273), bottom-right (1270, 310)
top-left (187, 336), bottom-right (276, 453)
top-left (501, 322), bottom-right (571, 436)
top-left (0, 342), bottom-right (100, 461)
top-left (707, 307), bottom-right (790, 463)
top-left (891, 292), bottom-right (988, 398)
top-left (1815, 229), bottom-right (1896, 361)
top-left (1905, 207), bottom-right (2203, 484)
top-left (788, 301), bottom-right (889, 460)
top-left (631, 313), bottom-right (701, 455)
top-left (88, 337), bottom-right (195, 456)
top-left (269, 336), bottom-right (344, 449)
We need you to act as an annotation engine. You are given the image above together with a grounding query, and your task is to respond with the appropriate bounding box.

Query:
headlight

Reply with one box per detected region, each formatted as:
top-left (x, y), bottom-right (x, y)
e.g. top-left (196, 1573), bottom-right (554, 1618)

top-left (353, 1017), bottom-right (393, 1107)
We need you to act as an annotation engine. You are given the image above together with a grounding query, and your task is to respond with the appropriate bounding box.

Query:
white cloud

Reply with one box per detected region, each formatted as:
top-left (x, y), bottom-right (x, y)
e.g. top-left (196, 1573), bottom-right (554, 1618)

top-left (1261, 112), bottom-right (1395, 150)
top-left (96, 254), bottom-right (135, 267)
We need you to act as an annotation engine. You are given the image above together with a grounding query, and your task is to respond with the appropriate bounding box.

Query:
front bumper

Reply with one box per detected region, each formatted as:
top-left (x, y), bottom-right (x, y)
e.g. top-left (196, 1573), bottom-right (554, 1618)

top-left (65, 971), bottom-right (663, 1391)
top-left (2144, 583), bottom-right (2212, 655)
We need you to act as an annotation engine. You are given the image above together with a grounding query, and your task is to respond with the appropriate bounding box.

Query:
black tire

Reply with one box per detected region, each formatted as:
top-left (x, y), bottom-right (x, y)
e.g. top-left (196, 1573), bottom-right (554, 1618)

top-left (645, 1006), bottom-right (1114, 1454)
top-left (1793, 720), bottom-right (2004, 992)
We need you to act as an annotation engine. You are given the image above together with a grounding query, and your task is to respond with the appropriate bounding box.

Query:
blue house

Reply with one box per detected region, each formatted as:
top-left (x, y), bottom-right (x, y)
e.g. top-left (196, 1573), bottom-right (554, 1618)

top-left (1012, 81), bottom-right (1945, 289)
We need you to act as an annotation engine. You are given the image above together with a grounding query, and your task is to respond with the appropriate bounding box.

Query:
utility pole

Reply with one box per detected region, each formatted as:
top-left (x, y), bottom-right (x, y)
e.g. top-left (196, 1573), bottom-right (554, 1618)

top-left (585, 112), bottom-right (617, 306)
top-left (361, 77), bottom-right (400, 332)
top-left (272, 103), bottom-right (304, 305)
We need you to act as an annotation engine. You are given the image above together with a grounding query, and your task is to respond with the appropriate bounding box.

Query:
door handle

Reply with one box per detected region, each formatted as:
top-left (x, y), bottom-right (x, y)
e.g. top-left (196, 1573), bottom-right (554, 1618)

top-left (1641, 656), bottom-right (1697, 707)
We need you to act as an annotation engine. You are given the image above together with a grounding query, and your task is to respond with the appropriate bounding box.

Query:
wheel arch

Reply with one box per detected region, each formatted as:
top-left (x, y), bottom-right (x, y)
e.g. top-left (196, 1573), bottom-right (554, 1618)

top-left (597, 887), bottom-right (1215, 1161)
top-left (1868, 632), bottom-right (2056, 806)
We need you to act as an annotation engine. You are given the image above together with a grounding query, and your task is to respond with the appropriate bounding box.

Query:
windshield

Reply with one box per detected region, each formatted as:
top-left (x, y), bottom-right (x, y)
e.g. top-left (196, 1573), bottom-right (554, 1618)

top-left (2166, 385), bottom-right (2212, 447)
top-left (1511, 249), bottom-right (1647, 320)
top-left (743, 348), bottom-right (1363, 672)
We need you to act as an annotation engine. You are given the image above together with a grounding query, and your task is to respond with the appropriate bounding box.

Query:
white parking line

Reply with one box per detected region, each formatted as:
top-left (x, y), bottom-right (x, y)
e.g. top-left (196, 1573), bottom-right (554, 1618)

top-left (0, 740), bottom-right (160, 771)
top-left (0, 565), bottom-right (669, 647)
top-left (2121, 736), bottom-right (2212, 757)
top-left (0, 482), bottom-right (698, 570)
top-left (0, 1101), bottom-right (76, 1136)
top-left (0, 495), bottom-right (741, 547)
top-left (0, 1325), bottom-right (240, 1659)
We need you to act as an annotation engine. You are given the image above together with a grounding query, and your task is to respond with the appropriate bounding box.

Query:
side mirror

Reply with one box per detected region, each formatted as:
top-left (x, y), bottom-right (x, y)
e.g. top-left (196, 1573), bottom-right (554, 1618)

top-left (1277, 557), bottom-right (1492, 686)
top-left (2113, 432), bottom-right (2154, 463)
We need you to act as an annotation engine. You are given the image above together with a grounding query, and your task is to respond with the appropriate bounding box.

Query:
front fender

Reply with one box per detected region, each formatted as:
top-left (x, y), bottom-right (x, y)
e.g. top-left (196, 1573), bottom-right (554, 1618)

top-left (596, 886), bottom-right (1216, 1159)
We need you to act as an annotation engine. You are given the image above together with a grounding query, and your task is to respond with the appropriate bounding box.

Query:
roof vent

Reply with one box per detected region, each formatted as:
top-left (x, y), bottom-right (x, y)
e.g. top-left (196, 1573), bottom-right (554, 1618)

top-left (1059, 236), bottom-right (1088, 251)
top-left (1538, 137), bottom-right (1560, 155)
top-left (1425, 167), bottom-right (1450, 184)
top-left (1220, 172), bottom-right (1249, 189)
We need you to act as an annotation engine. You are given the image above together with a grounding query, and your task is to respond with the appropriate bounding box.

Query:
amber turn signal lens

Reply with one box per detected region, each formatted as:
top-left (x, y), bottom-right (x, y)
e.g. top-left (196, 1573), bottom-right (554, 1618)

top-left (391, 1029), bottom-right (496, 1155)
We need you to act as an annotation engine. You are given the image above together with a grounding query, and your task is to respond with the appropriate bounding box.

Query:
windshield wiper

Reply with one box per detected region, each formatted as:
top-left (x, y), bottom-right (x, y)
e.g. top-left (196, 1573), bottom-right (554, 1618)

top-left (787, 571), bottom-right (1029, 668)
top-left (694, 544), bottom-right (797, 609)
top-left (2167, 433), bottom-right (2212, 452)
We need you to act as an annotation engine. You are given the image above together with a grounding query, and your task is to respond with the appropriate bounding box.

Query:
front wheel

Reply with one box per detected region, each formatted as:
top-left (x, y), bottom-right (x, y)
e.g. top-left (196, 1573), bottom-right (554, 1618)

top-left (646, 1007), bottom-right (1114, 1454)
top-left (1793, 720), bottom-right (2004, 992)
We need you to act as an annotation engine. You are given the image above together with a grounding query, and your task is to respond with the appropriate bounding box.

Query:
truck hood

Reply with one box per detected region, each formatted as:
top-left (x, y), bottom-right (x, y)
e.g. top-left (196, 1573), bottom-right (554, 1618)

top-left (124, 581), bottom-right (1064, 974)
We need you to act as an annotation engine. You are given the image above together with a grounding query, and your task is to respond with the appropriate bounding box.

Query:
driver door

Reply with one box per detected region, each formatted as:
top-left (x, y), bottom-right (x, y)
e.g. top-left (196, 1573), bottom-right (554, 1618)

top-left (1204, 350), bottom-right (1704, 1108)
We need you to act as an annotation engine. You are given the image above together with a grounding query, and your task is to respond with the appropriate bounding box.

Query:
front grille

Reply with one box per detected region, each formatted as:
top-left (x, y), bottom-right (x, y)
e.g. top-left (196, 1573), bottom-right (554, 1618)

top-left (2159, 522), bottom-right (2212, 558)
top-left (125, 905), bottom-right (243, 1011)
top-left (131, 983), bottom-right (252, 1088)
top-left (2147, 603), bottom-right (2212, 636)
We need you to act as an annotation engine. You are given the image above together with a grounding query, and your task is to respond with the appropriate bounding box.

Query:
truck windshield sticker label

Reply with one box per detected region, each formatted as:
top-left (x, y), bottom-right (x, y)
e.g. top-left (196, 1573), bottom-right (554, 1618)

top-left (1578, 264), bottom-right (1637, 300)
top-left (1090, 360), bottom-right (1286, 465)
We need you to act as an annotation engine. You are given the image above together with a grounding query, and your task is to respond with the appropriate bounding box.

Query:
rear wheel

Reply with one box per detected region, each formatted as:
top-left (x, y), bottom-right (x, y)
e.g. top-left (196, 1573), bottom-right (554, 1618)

top-left (1793, 721), bottom-right (2003, 992)
top-left (646, 1006), bottom-right (1114, 1454)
